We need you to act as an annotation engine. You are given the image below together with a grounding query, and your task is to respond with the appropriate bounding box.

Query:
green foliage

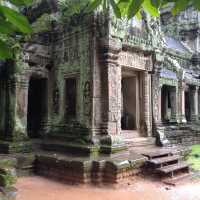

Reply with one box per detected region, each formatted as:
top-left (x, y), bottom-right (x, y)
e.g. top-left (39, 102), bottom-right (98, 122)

top-left (31, 13), bottom-right (53, 33)
top-left (85, 0), bottom-right (200, 19)
top-left (128, 0), bottom-right (144, 19)
top-left (187, 145), bottom-right (200, 171)
top-left (172, 0), bottom-right (189, 15)
top-left (1, 0), bottom-right (200, 60)
top-left (58, 0), bottom-right (91, 23)
top-left (85, 0), bottom-right (101, 13)
top-left (0, 5), bottom-right (31, 33)
top-left (0, 0), bottom-right (32, 60)
top-left (58, 0), bottom-right (200, 25)
top-left (59, 0), bottom-right (90, 17)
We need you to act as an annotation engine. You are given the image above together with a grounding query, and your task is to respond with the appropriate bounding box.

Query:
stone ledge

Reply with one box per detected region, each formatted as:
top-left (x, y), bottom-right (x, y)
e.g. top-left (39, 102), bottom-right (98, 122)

top-left (0, 141), bottom-right (32, 154)
top-left (42, 141), bottom-right (100, 156)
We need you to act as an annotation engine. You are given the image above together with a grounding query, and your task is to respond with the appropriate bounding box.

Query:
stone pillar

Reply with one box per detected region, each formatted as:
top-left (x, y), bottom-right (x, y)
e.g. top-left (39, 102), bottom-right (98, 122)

top-left (15, 77), bottom-right (29, 139)
top-left (169, 87), bottom-right (177, 122)
top-left (195, 86), bottom-right (199, 121)
top-left (0, 79), bottom-right (7, 138)
top-left (99, 38), bottom-right (126, 154)
top-left (0, 61), bottom-right (31, 153)
top-left (152, 68), bottom-right (162, 125)
top-left (157, 85), bottom-right (162, 124)
top-left (191, 86), bottom-right (199, 121)
top-left (100, 39), bottom-right (121, 136)
top-left (5, 76), bottom-right (29, 141)
top-left (198, 90), bottom-right (200, 120)
top-left (144, 71), bottom-right (152, 137)
top-left (180, 83), bottom-right (187, 123)
top-left (4, 77), bottom-right (17, 140)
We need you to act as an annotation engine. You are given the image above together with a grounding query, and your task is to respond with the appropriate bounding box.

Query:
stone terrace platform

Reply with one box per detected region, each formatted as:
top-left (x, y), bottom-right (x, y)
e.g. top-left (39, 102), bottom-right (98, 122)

top-left (32, 146), bottom-right (191, 185)
top-left (34, 150), bottom-right (146, 185)
top-left (0, 146), bottom-right (191, 188)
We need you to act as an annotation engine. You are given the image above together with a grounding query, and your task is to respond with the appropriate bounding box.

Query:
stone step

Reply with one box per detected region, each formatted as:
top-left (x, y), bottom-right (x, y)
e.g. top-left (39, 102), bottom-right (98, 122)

top-left (156, 162), bottom-right (190, 177)
top-left (163, 172), bottom-right (194, 186)
top-left (142, 149), bottom-right (173, 159)
top-left (147, 155), bottom-right (180, 166)
top-left (121, 131), bottom-right (140, 139)
top-left (125, 137), bottom-right (156, 148)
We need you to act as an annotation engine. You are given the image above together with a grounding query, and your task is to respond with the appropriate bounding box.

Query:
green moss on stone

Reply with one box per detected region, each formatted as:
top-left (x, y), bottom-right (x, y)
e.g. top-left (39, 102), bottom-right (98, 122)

top-left (0, 168), bottom-right (17, 188)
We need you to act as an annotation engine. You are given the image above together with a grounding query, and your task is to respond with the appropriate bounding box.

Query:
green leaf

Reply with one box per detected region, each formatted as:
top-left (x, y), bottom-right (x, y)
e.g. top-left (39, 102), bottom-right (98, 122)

top-left (135, 10), bottom-right (142, 19)
top-left (8, 0), bottom-right (33, 6)
top-left (151, 0), bottom-right (161, 8)
top-left (117, 0), bottom-right (129, 16)
top-left (128, 0), bottom-right (144, 19)
top-left (0, 5), bottom-right (32, 33)
top-left (193, 0), bottom-right (200, 10)
top-left (143, 0), bottom-right (160, 17)
top-left (172, 0), bottom-right (188, 15)
top-left (0, 40), bottom-right (13, 59)
top-left (0, 20), bottom-right (16, 34)
top-left (85, 0), bottom-right (102, 13)
top-left (110, 0), bottom-right (121, 18)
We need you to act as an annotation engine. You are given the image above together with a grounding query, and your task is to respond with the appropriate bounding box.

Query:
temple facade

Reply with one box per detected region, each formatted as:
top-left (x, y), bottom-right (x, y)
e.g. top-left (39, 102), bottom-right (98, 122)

top-left (0, 3), bottom-right (200, 155)
top-left (154, 5), bottom-right (200, 146)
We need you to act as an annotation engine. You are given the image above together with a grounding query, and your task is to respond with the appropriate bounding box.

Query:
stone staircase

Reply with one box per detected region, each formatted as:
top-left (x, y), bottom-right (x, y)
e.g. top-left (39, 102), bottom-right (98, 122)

top-left (142, 149), bottom-right (191, 179)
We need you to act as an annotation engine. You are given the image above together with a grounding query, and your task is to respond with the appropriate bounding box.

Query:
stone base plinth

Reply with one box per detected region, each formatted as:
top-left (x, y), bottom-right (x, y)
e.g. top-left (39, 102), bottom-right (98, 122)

top-left (156, 124), bottom-right (200, 146)
top-left (100, 135), bottom-right (128, 154)
top-left (35, 152), bottom-right (146, 185)
top-left (42, 140), bottom-right (100, 157)
top-left (0, 140), bottom-right (32, 154)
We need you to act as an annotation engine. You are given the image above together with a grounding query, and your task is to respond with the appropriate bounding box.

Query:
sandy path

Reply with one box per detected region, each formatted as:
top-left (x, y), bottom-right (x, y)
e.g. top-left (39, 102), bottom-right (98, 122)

top-left (16, 176), bottom-right (200, 200)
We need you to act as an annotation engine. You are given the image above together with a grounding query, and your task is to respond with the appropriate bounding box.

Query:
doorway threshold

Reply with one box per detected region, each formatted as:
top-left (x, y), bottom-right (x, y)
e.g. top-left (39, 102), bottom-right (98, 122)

top-left (121, 130), bottom-right (140, 138)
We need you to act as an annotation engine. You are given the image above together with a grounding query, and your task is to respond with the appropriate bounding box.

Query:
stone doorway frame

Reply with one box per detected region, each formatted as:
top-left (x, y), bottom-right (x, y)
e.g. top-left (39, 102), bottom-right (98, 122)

top-left (121, 68), bottom-right (141, 136)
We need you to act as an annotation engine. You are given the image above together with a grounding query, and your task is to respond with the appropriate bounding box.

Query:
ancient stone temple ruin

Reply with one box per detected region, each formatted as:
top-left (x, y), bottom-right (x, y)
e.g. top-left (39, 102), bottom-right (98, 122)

top-left (0, 2), bottom-right (200, 189)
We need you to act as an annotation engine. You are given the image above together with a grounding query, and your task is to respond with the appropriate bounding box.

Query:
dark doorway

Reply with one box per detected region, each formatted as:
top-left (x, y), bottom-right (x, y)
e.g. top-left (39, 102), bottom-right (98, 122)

top-left (121, 77), bottom-right (137, 130)
top-left (27, 78), bottom-right (47, 138)
top-left (161, 85), bottom-right (176, 122)
top-left (65, 78), bottom-right (77, 119)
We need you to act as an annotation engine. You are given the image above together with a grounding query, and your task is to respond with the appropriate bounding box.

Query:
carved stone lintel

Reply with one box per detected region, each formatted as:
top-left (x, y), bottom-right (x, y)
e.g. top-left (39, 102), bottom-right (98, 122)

top-left (99, 37), bottom-right (122, 55)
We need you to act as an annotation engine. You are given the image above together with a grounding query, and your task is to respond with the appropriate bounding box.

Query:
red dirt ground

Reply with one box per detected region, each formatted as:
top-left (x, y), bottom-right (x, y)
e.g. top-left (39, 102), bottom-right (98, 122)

top-left (16, 176), bottom-right (200, 200)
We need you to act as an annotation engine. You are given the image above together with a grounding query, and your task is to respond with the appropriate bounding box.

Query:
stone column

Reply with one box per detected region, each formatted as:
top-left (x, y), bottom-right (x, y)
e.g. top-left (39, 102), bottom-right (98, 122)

top-left (169, 87), bottom-right (177, 122)
top-left (106, 62), bottom-right (121, 135)
top-left (198, 90), bottom-right (200, 120)
top-left (0, 79), bottom-right (7, 138)
top-left (4, 77), bottom-right (17, 140)
top-left (144, 71), bottom-right (152, 137)
top-left (180, 83), bottom-right (187, 123)
top-left (0, 61), bottom-right (31, 153)
top-left (99, 38), bottom-right (126, 154)
top-left (100, 39), bottom-right (121, 135)
top-left (152, 67), bottom-right (162, 125)
top-left (191, 86), bottom-right (199, 121)
top-left (6, 75), bottom-right (30, 141)
top-left (15, 76), bottom-right (29, 139)
top-left (157, 85), bottom-right (162, 124)
top-left (195, 86), bottom-right (199, 121)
